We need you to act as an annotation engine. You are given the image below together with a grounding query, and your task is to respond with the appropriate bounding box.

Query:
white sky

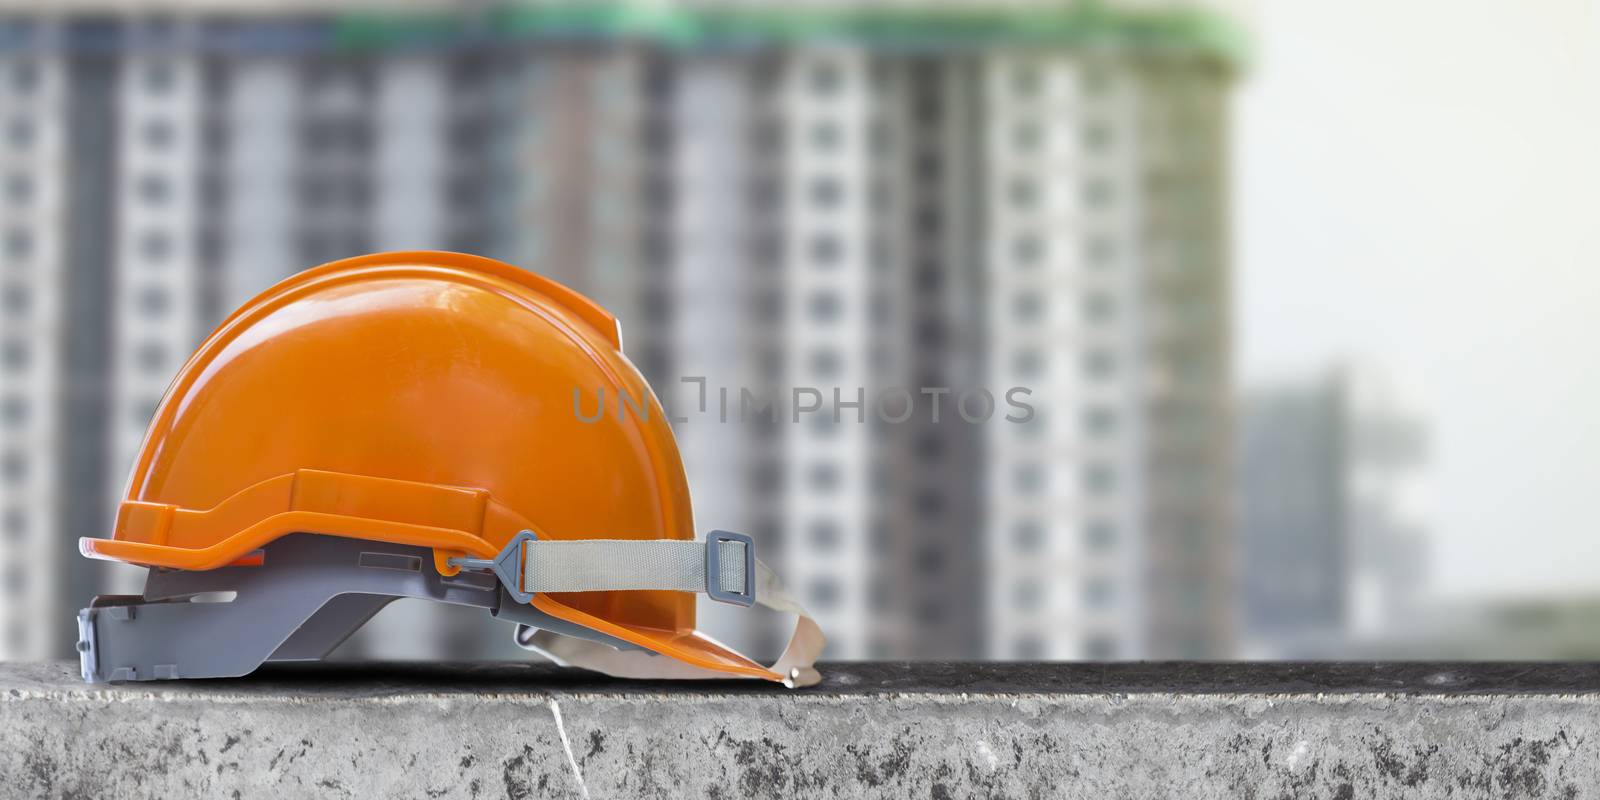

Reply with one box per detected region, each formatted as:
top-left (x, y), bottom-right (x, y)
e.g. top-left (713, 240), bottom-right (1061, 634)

top-left (1234, 0), bottom-right (1600, 596)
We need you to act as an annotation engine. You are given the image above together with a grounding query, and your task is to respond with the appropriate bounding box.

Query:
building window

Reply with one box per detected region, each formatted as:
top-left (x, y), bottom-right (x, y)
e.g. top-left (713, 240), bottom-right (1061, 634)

top-left (1013, 121), bottom-right (1041, 152)
top-left (1080, 67), bottom-right (1111, 96)
top-left (1084, 578), bottom-right (1113, 609)
top-left (144, 61), bottom-right (175, 94)
top-left (808, 120), bottom-right (840, 151)
top-left (1014, 410), bottom-right (1046, 440)
top-left (809, 176), bottom-right (843, 208)
top-left (5, 228), bottom-right (32, 260)
top-left (809, 62), bottom-right (842, 96)
top-left (1012, 348), bottom-right (1044, 379)
top-left (807, 290), bottom-right (842, 322)
top-left (1013, 292), bottom-right (1043, 322)
top-left (867, 121), bottom-right (890, 155)
top-left (2, 508), bottom-right (23, 541)
top-left (4, 563), bottom-right (25, 595)
top-left (1086, 520), bottom-right (1116, 552)
top-left (858, 176), bottom-right (895, 217)
top-left (142, 119), bottom-right (175, 150)
top-left (749, 517), bottom-right (783, 553)
top-left (1011, 63), bottom-right (1041, 97)
top-left (1083, 406), bottom-right (1117, 438)
top-left (1084, 179), bottom-right (1113, 209)
top-left (4, 173), bottom-right (31, 206)
top-left (807, 462), bottom-right (839, 492)
top-left (137, 173), bottom-right (171, 206)
top-left (1014, 462), bottom-right (1045, 495)
top-left (1, 339), bottom-right (27, 372)
top-left (1084, 634), bottom-right (1117, 660)
top-left (1012, 235), bottom-right (1043, 267)
top-left (1083, 349), bottom-right (1117, 379)
top-left (1008, 177), bottom-right (1038, 210)
top-left (1013, 579), bottom-right (1044, 611)
top-left (134, 341), bottom-right (167, 374)
top-left (913, 83), bottom-right (943, 123)
top-left (852, 520), bottom-right (882, 559)
top-left (202, 118), bottom-right (229, 153)
top-left (1083, 463), bottom-right (1116, 494)
top-left (136, 286), bottom-right (170, 317)
top-left (808, 519), bottom-right (839, 551)
top-left (302, 118), bottom-right (373, 154)
top-left (1, 283), bottom-right (27, 315)
top-left (1012, 635), bottom-right (1044, 659)
top-left (139, 230), bottom-right (172, 262)
top-left (1083, 292), bottom-right (1115, 323)
top-left (808, 577), bottom-right (840, 610)
top-left (1086, 236), bottom-right (1115, 267)
top-left (1083, 122), bottom-right (1112, 152)
top-left (1, 450), bottom-right (25, 483)
top-left (808, 413), bottom-right (838, 439)
top-left (0, 395), bottom-right (23, 428)
top-left (808, 234), bottom-right (842, 267)
top-left (808, 348), bottom-right (840, 379)
top-left (11, 61), bottom-right (37, 94)
top-left (1013, 520), bottom-right (1045, 553)
top-left (6, 119), bottom-right (33, 150)
top-left (748, 462), bottom-right (783, 494)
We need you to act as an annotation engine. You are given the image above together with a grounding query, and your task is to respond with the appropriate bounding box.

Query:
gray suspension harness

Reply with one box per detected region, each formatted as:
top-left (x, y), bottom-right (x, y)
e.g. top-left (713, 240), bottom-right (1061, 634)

top-left (77, 531), bottom-right (822, 687)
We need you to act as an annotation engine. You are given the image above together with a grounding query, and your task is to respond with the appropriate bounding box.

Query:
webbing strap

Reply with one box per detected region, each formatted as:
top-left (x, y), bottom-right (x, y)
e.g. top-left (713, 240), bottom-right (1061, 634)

top-left (522, 539), bottom-right (747, 594)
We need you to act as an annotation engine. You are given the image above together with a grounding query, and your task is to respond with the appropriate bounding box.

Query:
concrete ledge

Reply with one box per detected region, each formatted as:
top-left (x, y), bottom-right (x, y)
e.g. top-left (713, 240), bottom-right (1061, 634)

top-left (6, 661), bottom-right (1600, 798)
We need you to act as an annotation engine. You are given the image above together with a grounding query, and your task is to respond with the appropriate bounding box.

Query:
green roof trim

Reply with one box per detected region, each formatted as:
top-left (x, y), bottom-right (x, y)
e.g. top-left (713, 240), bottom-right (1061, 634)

top-left (332, 3), bottom-right (1249, 65)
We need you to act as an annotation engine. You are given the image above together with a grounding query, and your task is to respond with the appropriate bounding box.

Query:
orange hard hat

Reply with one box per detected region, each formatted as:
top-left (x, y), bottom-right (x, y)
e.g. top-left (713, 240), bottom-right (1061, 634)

top-left (75, 251), bottom-right (821, 686)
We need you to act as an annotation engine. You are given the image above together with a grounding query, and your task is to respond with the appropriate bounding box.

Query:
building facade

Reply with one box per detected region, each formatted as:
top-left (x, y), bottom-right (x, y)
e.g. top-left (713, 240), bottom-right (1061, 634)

top-left (0, 6), bottom-right (1240, 661)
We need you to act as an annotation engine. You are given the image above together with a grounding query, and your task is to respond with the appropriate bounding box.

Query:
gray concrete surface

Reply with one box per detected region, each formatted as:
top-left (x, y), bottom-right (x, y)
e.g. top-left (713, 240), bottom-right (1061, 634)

top-left (5, 661), bottom-right (1600, 798)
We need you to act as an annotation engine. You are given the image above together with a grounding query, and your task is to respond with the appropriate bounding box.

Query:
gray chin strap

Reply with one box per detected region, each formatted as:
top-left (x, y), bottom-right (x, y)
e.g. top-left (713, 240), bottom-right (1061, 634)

top-left (512, 557), bottom-right (825, 689)
top-left (75, 532), bottom-right (823, 688)
top-left (453, 529), bottom-right (824, 688)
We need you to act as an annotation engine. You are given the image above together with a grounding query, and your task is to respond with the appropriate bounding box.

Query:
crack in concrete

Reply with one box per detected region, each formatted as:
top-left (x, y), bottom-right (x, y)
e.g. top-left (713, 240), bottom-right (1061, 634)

top-left (547, 698), bottom-right (589, 799)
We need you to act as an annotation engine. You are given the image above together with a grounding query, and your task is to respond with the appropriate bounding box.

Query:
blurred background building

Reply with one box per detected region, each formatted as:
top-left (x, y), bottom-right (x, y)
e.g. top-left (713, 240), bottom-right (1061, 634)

top-left (0, 2), bottom-right (1244, 662)
top-left (1236, 364), bottom-right (1429, 658)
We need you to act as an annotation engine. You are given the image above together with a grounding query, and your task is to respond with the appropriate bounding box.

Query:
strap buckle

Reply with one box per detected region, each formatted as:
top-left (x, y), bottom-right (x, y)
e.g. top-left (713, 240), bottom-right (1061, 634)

top-left (705, 530), bottom-right (756, 607)
top-left (449, 530), bottom-right (538, 604)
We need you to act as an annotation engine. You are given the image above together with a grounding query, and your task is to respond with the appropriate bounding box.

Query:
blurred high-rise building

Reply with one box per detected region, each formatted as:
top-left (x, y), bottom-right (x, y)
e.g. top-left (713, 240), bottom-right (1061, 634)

top-left (0, 4), bottom-right (1241, 661)
top-left (1237, 364), bottom-right (1429, 657)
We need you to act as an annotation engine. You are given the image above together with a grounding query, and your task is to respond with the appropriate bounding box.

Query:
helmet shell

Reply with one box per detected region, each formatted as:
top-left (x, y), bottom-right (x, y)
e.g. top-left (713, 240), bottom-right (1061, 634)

top-left (84, 251), bottom-right (770, 678)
